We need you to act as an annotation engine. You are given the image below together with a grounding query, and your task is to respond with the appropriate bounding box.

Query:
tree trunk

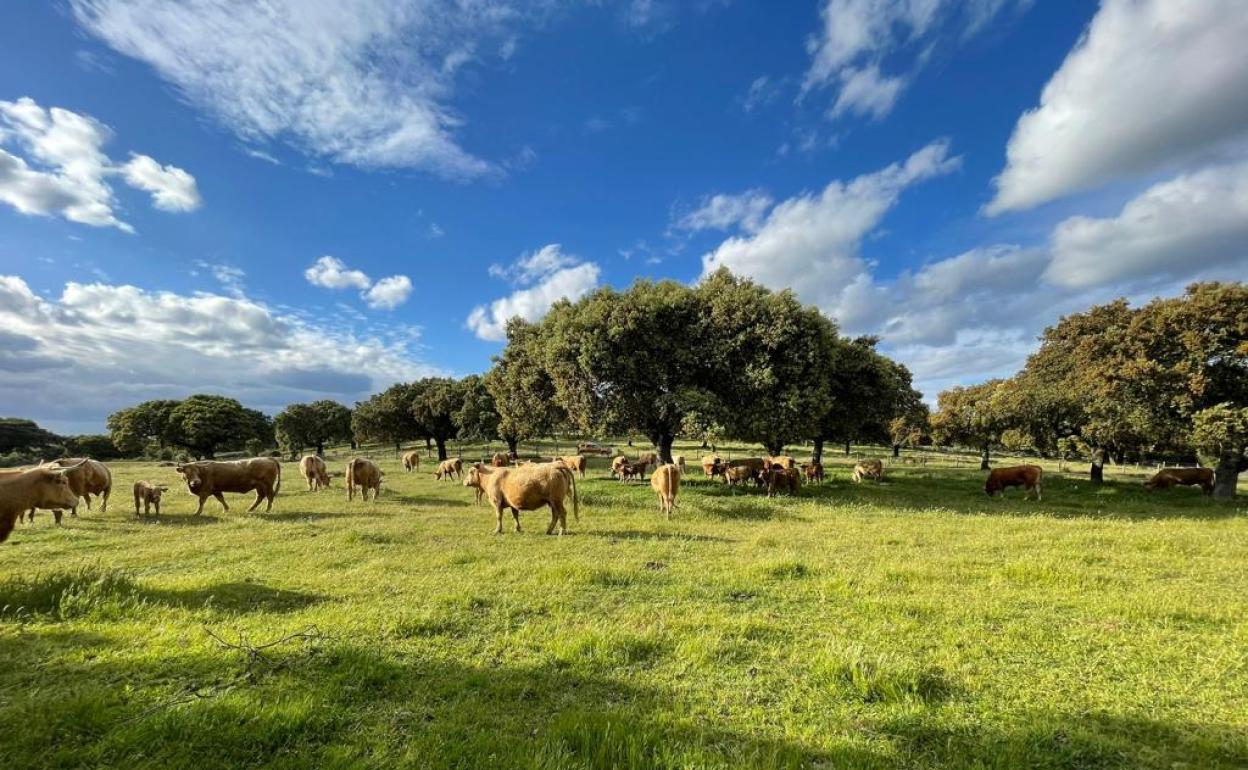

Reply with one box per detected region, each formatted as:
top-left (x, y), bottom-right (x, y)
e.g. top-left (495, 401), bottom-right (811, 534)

top-left (1090, 447), bottom-right (1107, 484)
top-left (425, 437), bottom-right (432, 450)
top-left (979, 445), bottom-right (990, 471)
top-left (1212, 450), bottom-right (1245, 501)
top-left (766, 441), bottom-right (785, 457)
top-left (316, 440), bottom-right (324, 456)
top-left (844, 441), bottom-right (851, 456)
top-left (505, 436), bottom-right (518, 458)
top-left (812, 438), bottom-right (824, 465)
top-left (701, 439), bottom-right (708, 449)
top-left (394, 440), bottom-right (401, 456)
top-left (892, 443), bottom-right (901, 458)
top-left (435, 437), bottom-right (448, 461)
top-left (658, 433), bottom-right (675, 464)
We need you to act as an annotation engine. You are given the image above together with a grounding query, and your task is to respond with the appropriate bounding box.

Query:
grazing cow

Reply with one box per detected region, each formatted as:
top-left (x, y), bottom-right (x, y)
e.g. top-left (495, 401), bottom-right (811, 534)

top-left (133, 480), bottom-right (168, 516)
top-left (985, 465), bottom-right (1043, 501)
top-left (636, 452), bottom-right (660, 468)
top-left (650, 464), bottom-right (680, 518)
top-left (175, 457), bottom-right (282, 515)
top-left (434, 458), bottom-right (463, 481)
top-left (766, 466), bottom-right (801, 497)
top-left (765, 456), bottom-right (797, 471)
top-left (490, 452), bottom-right (511, 468)
top-left (29, 457), bottom-right (111, 519)
top-left (480, 463), bottom-right (579, 535)
top-left (299, 455), bottom-right (331, 491)
top-left (611, 455), bottom-right (629, 479)
top-left (557, 455), bottom-right (587, 478)
top-left (725, 458), bottom-right (766, 479)
top-left (724, 465), bottom-right (761, 487)
top-left (700, 455), bottom-right (722, 478)
top-left (852, 459), bottom-right (884, 483)
top-left (802, 462), bottom-right (824, 484)
top-left (0, 462), bottom-right (84, 542)
top-left (1144, 467), bottom-right (1214, 495)
top-left (617, 460), bottom-right (646, 483)
top-left (402, 451), bottom-right (422, 473)
top-left (346, 457), bottom-right (383, 502)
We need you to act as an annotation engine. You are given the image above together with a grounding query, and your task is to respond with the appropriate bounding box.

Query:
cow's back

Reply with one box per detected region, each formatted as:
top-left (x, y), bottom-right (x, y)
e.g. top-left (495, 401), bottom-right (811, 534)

top-left (197, 458), bottom-right (279, 493)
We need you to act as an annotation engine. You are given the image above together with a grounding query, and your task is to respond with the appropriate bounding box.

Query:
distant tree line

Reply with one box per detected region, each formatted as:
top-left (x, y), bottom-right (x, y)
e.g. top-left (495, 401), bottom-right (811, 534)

top-left (929, 283), bottom-right (1247, 499)
top-left (0, 417), bottom-right (125, 467)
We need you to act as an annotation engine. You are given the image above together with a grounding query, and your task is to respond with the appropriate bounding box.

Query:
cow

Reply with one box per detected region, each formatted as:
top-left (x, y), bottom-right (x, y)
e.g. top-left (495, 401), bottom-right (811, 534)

top-left (402, 451), bottom-right (422, 473)
top-left (801, 461), bottom-right (824, 484)
top-left (765, 456), bottom-right (797, 471)
top-left (133, 480), bottom-right (169, 516)
top-left (28, 457), bottom-right (112, 520)
top-left (650, 464), bottom-right (680, 518)
top-left (433, 458), bottom-right (463, 481)
top-left (480, 463), bottom-right (579, 535)
top-left (346, 457), bottom-right (383, 502)
top-left (852, 459), bottom-right (884, 483)
top-left (1144, 467), bottom-right (1214, 495)
top-left (725, 458), bottom-right (766, 480)
top-left (766, 466), bottom-right (801, 498)
top-left (617, 460), bottom-right (646, 483)
top-left (700, 455), bottom-right (722, 478)
top-left (299, 455), bottom-right (331, 491)
top-left (557, 454), bottom-right (587, 478)
top-left (724, 465), bottom-right (761, 487)
top-left (464, 463), bottom-right (493, 505)
top-left (636, 451), bottom-right (660, 468)
top-left (673, 454), bottom-right (686, 474)
top-left (175, 457), bottom-right (282, 515)
top-left (611, 455), bottom-right (629, 479)
top-left (985, 465), bottom-right (1043, 501)
top-left (0, 461), bottom-right (84, 542)
top-left (490, 452), bottom-right (511, 468)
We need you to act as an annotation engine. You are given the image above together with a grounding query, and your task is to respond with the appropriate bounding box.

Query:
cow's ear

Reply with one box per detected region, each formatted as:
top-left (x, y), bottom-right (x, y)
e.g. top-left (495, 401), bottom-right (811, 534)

top-left (174, 465), bottom-right (185, 474)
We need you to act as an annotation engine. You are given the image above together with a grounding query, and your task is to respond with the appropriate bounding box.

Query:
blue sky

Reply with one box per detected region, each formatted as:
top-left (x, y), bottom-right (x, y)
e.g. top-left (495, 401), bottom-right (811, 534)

top-left (2, 0), bottom-right (1246, 434)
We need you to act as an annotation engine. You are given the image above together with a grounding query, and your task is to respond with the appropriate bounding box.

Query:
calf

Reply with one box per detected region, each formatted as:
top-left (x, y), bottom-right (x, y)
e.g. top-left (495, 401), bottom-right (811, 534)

top-left (133, 480), bottom-right (168, 516)
top-left (299, 455), bottom-right (331, 491)
top-left (1144, 467), bottom-right (1214, 495)
top-left (985, 465), bottom-right (1043, 501)
top-left (700, 455), bottom-right (722, 478)
top-left (802, 462), bottom-right (824, 484)
top-left (650, 464), bottom-right (680, 518)
top-left (673, 454), bottom-right (686, 474)
top-left (402, 451), bottom-right (422, 473)
top-left (557, 454), bottom-right (587, 478)
top-left (433, 458), bottom-right (463, 481)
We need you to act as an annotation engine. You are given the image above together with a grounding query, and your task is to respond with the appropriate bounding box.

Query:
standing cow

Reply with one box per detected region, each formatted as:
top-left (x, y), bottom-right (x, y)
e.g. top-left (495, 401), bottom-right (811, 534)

top-left (27, 457), bottom-right (111, 521)
top-left (557, 455), bottom-right (587, 478)
top-left (650, 463), bottom-right (680, 519)
top-left (0, 462), bottom-right (84, 542)
top-left (480, 463), bottom-right (579, 535)
top-left (133, 481), bottom-right (169, 516)
top-left (299, 455), bottom-right (331, 491)
top-left (402, 451), bottom-right (422, 473)
top-left (434, 458), bottom-right (463, 481)
top-left (700, 455), bottom-right (722, 478)
top-left (175, 458), bottom-right (282, 515)
top-left (490, 452), bottom-right (511, 468)
top-left (802, 462), bottom-right (825, 484)
top-left (346, 457), bottom-right (383, 502)
top-left (985, 465), bottom-right (1043, 501)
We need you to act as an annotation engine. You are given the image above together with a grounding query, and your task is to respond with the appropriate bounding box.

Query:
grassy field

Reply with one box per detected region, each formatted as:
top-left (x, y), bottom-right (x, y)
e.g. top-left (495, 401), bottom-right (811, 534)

top-left (1, 444), bottom-right (1245, 770)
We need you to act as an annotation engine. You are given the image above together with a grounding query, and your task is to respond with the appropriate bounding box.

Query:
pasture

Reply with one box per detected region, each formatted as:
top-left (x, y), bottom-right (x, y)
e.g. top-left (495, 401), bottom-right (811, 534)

top-left (1, 446), bottom-right (1245, 770)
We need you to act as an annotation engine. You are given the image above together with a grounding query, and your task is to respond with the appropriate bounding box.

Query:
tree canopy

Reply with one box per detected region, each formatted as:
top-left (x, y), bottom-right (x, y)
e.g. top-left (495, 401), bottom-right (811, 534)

top-left (274, 400), bottom-right (353, 456)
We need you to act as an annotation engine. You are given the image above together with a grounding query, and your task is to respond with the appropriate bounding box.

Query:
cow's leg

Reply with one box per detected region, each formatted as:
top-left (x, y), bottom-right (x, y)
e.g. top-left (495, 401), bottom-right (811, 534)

top-left (494, 502), bottom-right (505, 534)
top-left (546, 504), bottom-right (559, 535)
top-left (266, 485), bottom-right (276, 511)
top-left (101, 489), bottom-right (109, 513)
top-left (213, 492), bottom-right (230, 513)
top-left (247, 488), bottom-right (266, 512)
top-left (512, 507), bottom-right (522, 533)
top-left (53, 509), bottom-right (63, 525)
top-left (0, 512), bottom-right (16, 542)
top-left (154, 499), bottom-right (160, 516)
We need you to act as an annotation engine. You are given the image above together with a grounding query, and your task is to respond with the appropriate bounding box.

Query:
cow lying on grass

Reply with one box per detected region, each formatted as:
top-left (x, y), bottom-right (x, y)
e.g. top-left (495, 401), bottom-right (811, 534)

top-left (175, 457), bottom-right (282, 515)
top-left (469, 463), bottom-right (579, 535)
top-left (985, 465), bottom-right (1043, 501)
top-left (0, 461), bottom-right (84, 542)
top-left (1144, 467), bottom-right (1214, 495)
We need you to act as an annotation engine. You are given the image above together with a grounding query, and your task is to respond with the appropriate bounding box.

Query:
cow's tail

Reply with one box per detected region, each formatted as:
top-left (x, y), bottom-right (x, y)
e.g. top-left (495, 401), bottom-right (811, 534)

top-left (568, 467), bottom-right (580, 521)
top-left (274, 458), bottom-right (282, 496)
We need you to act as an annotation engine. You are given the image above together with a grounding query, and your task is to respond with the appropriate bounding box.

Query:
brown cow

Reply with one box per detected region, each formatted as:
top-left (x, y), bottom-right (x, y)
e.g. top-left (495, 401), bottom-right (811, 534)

top-left (1144, 467), bottom-right (1214, 495)
top-left (29, 457), bottom-right (111, 519)
top-left (765, 456), bottom-right (797, 471)
top-left (700, 455), bottom-right (722, 478)
top-left (557, 454), bottom-right (587, 478)
top-left (650, 463), bottom-right (680, 518)
top-left (766, 466), bottom-right (801, 497)
top-left (725, 458), bottom-right (766, 479)
top-left (133, 480), bottom-right (169, 516)
top-left (433, 458), bottom-right (463, 481)
top-left (611, 455), bottom-right (629, 479)
top-left (636, 451), bottom-right (660, 468)
top-left (490, 452), bottom-right (511, 468)
top-left (0, 462), bottom-right (83, 542)
top-left (346, 457), bottom-right (383, 501)
top-left (402, 451), bottom-right (422, 473)
top-left (724, 465), bottom-right (761, 487)
top-left (802, 461), bottom-right (824, 484)
top-left (985, 465), bottom-right (1043, 500)
top-left (617, 460), bottom-right (646, 483)
top-left (852, 459), bottom-right (884, 483)
top-left (299, 455), bottom-right (331, 491)
top-left (480, 463), bottom-right (579, 535)
top-left (175, 457), bottom-right (282, 515)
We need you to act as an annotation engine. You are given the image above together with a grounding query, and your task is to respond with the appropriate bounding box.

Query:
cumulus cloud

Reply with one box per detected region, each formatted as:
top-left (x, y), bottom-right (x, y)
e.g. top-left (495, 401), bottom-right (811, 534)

top-left (68, 0), bottom-right (558, 179)
top-left (803, 0), bottom-right (1027, 120)
top-left (987, 0), bottom-right (1248, 214)
top-left (0, 275), bottom-right (440, 433)
top-left (304, 255), bottom-right (413, 310)
top-left (0, 96), bottom-right (200, 231)
top-left (675, 189), bottom-right (774, 234)
top-left (468, 244), bottom-right (600, 341)
top-left (363, 275), bottom-right (414, 310)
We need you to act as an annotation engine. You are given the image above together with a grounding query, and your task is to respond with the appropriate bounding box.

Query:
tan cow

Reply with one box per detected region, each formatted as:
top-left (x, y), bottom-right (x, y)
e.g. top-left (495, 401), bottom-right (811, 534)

top-left (402, 451), bottom-right (422, 473)
top-left (801, 461), bottom-right (825, 484)
top-left (700, 455), bottom-right (722, 478)
top-left (673, 454), bottom-right (686, 474)
top-left (1144, 467), bottom-right (1214, 495)
top-left (765, 456), bottom-right (797, 471)
top-left (650, 463), bottom-right (680, 519)
top-left (766, 466), bottom-right (801, 498)
top-left (985, 465), bottom-right (1043, 500)
top-left (464, 463), bottom-right (493, 505)
top-left (724, 465), bottom-right (762, 487)
top-left (434, 458), bottom-right (463, 481)
top-left (175, 457), bottom-right (282, 515)
top-left (490, 452), bottom-right (511, 468)
top-left (30, 457), bottom-right (111, 518)
top-left (133, 480), bottom-right (169, 516)
top-left (611, 455), bottom-right (629, 479)
top-left (480, 463), bottom-right (579, 535)
top-left (299, 455), bottom-right (331, 491)
top-left (346, 457), bottom-right (383, 501)
top-left (557, 455), bottom-right (587, 478)
top-left (852, 459), bottom-right (884, 483)
top-left (0, 462), bottom-right (84, 542)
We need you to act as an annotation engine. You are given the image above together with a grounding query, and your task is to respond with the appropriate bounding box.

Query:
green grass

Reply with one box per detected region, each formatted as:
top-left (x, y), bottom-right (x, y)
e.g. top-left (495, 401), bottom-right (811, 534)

top-left (1, 444), bottom-right (1245, 769)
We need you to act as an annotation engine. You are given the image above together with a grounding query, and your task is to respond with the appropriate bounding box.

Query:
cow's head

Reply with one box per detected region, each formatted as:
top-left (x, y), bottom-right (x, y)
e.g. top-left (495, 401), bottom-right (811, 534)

top-left (175, 463), bottom-right (205, 492)
top-left (30, 462), bottom-right (84, 510)
top-left (150, 484), bottom-right (169, 502)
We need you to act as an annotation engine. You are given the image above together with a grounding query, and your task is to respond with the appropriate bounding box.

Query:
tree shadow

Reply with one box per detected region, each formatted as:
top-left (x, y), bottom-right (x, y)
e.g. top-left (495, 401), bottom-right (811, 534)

top-left (132, 514), bottom-right (223, 526)
top-left (583, 528), bottom-right (735, 543)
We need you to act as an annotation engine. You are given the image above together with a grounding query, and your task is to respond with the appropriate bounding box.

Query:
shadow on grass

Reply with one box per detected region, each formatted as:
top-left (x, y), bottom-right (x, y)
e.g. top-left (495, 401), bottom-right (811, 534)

top-left (584, 528), bottom-right (734, 543)
top-left (0, 567), bottom-right (324, 621)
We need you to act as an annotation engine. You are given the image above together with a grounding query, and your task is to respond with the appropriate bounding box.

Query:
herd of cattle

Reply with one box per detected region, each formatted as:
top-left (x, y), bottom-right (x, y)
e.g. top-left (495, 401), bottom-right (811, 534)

top-left (0, 449), bottom-right (1224, 543)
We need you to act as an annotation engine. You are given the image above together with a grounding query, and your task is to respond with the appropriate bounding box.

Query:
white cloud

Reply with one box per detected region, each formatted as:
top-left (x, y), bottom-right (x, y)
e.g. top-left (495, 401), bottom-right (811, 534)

top-left (676, 189), bottom-right (773, 234)
top-left (803, 0), bottom-right (1027, 120)
top-left (987, 0), bottom-right (1248, 214)
top-left (469, 244), bottom-right (600, 341)
top-left (0, 274), bottom-right (439, 433)
top-left (69, 0), bottom-right (555, 179)
top-left (1046, 160), bottom-right (1248, 289)
top-left (742, 76), bottom-right (783, 113)
top-left (363, 275), bottom-right (414, 310)
top-left (700, 140), bottom-right (961, 318)
top-left (304, 256), bottom-right (372, 290)
top-left (0, 96), bottom-right (199, 231)
top-left (195, 261), bottom-right (247, 298)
